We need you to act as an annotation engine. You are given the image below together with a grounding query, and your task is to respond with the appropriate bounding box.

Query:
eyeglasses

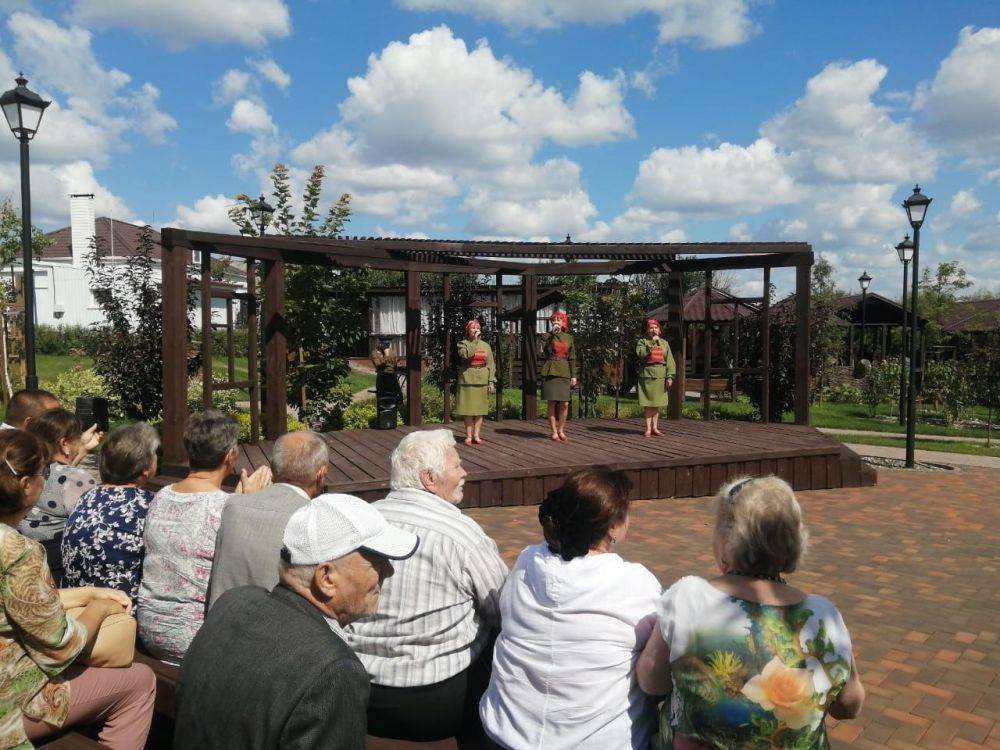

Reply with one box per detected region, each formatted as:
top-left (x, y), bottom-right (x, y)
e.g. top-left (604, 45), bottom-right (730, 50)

top-left (5, 458), bottom-right (50, 480)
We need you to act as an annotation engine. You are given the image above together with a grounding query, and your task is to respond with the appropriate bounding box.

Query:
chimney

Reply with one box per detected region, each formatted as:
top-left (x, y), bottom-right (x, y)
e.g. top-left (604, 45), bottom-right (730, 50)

top-left (69, 193), bottom-right (96, 267)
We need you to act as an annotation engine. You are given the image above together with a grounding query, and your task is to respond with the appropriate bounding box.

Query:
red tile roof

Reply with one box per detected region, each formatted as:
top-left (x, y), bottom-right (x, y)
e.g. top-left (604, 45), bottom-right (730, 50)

top-left (939, 298), bottom-right (1000, 333)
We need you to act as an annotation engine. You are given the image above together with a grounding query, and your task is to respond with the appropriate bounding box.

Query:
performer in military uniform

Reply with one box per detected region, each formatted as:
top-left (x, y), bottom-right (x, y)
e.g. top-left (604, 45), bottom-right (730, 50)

top-left (371, 336), bottom-right (402, 417)
top-left (541, 310), bottom-right (576, 442)
top-left (456, 319), bottom-right (495, 445)
top-left (636, 317), bottom-right (676, 437)
top-left (370, 336), bottom-right (395, 373)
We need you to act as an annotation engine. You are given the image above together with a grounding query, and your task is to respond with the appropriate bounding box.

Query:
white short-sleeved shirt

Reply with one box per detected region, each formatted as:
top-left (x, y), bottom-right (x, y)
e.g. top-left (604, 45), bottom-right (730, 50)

top-left (657, 576), bottom-right (853, 747)
top-left (480, 543), bottom-right (662, 750)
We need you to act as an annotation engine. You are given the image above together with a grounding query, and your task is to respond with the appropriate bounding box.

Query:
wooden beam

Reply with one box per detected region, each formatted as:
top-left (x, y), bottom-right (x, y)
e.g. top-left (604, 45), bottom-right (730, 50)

top-left (200, 250), bottom-right (213, 410)
top-left (495, 272), bottom-right (503, 421)
top-left (794, 263), bottom-right (811, 425)
top-left (246, 259), bottom-right (261, 444)
top-left (442, 274), bottom-right (451, 424)
top-left (670, 252), bottom-right (806, 272)
top-left (521, 274), bottom-right (538, 420)
top-left (263, 260), bottom-right (287, 440)
top-left (761, 267), bottom-right (771, 424)
top-left (160, 229), bottom-right (191, 470)
top-left (703, 272), bottom-right (713, 421)
top-left (405, 270), bottom-right (422, 425)
top-left (666, 271), bottom-right (685, 420)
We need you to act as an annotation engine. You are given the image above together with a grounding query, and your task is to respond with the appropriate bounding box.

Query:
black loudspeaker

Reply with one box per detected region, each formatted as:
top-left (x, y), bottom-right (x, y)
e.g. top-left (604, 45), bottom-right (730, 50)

top-left (75, 396), bottom-right (110, 433)
top-left (375, 372), bottom-right (399, 430)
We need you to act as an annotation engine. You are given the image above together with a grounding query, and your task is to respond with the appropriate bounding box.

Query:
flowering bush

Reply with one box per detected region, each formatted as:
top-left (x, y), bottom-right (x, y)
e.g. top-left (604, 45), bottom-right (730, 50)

top-left (49, 366), bottom-right (112, 414)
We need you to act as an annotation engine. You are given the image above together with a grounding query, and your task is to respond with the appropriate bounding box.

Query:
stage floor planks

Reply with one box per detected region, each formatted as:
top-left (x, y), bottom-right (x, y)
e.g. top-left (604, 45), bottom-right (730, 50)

top-left (230, 418), bottom-right (876, 507)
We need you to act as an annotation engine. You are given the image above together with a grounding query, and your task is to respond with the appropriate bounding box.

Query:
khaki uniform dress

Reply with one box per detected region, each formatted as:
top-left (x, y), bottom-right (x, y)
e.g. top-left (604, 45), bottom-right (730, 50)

top-left (456, 338), bottom-right (495, 416)
top-left (636, 336), bottom-right (676, 408)
top-left (541, 331), bottom-right (576, 402)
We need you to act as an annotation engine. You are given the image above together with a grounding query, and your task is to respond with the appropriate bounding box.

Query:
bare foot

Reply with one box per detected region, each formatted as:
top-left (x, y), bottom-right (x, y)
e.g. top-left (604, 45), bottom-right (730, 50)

top-left (464, 436), bottom-right (474, 446)
top-left (473, 436), bottom-right (484, 445)
top-left (558, 432), bottom-right (568, 442)
top-left (644, 430), bottom-right (653, 438)
top-left (551, 434), bottom-right (561, 441)
top-left (652, 427), bottom-right (664, 436)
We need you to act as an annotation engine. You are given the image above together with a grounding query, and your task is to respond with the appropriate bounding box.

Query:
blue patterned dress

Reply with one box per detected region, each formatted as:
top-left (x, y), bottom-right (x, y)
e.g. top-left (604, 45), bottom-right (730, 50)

top-left (61, 485), bottom-right (155, 607)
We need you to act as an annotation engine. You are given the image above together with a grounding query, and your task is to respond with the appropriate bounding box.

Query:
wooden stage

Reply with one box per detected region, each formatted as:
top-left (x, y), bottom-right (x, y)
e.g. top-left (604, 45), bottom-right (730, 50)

top-left (232, 418), bottom-right (876, 507)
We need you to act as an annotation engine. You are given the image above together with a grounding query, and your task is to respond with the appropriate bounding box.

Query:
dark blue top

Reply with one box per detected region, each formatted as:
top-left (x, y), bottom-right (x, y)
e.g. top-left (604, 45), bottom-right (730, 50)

top-left (61, 485), bottom-right (154, 606)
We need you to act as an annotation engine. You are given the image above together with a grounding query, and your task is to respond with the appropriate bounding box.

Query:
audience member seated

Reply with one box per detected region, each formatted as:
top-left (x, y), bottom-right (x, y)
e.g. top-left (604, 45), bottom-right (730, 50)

top-left (636, 476), bottom-right (865, 750)
top-left (20, 408), bottom-right (97, 584)
top-left (62, 422), bottom-right (161, 608)
top-left (138, 411), bottom-right (271, 664)
top-left (175, 493), bottom-right (418, 750)
top-left (208, 430), bottom-right (329, 607)
top-left (480, 467), bottom-right (662, 749)
top-left (0, 429), bottom-right (156, 750)
top-left (344, 429), bottom-right (508, 747)
top-left (3, 389), bottom-right (102, 464)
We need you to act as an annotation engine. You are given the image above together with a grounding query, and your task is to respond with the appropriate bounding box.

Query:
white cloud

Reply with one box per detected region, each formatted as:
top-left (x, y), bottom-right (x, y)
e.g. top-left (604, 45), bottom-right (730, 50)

top-left (630, 139), bottom-right (797, 217)
top-left (762, 60), bottom-right (937, 185)
top-left (914, 26), bottom-right (1000, 159)
top-left (0, 160), bottom-right (132, 228)
top-left (213, 69), bottom-right (253, 105)
top-left (249, 57), bottom-right (291, 90)
top-left (227, 98), bottom-right (276, 134)
top-left (69, 0), bottom-right (291, 49)
top-left (129, 83), bottom-right (177, 143)
top-left (226, 98), bottom-right (280, 174)
top-left (948, 189), bottom-right (982, 218)
top-left (395, 0), bottom-right (758, 48)
top-left (728, 221), bottom-right (751, 241)
top-left (173, 194), bottom-right (240, 233)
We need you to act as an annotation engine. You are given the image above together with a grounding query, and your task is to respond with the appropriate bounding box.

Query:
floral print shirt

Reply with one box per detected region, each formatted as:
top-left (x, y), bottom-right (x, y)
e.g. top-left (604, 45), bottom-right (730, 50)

top-left (61, 485), bottom-right (154, 608)
top-left (0, 525), bottom-right (87, 750)
top-left (657, 576), bottom-right (853, 750)
top-left (137, 485), bottom-right (230, 665)
top-left (18, 464), bottom-right (97, 543)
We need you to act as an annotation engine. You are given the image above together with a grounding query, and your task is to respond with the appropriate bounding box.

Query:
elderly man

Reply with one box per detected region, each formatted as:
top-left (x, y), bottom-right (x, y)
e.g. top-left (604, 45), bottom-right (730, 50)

top-left (175, 493), bottom-right (419, 750)
top-left (208, 430), bottom-right (330, 607)
top-left (345, 428), bottom-right (508, 746)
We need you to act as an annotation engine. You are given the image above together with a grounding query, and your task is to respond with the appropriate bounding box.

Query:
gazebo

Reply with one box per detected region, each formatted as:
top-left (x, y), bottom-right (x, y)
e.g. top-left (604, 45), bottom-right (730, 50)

top-left (157, 231), bottom-right (874, 503)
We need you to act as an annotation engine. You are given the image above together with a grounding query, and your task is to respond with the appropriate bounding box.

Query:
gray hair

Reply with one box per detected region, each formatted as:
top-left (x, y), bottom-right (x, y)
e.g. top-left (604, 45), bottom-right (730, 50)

top-left (271, 431), bottom-right (329, 485)
top-left (713, 475), bottom-right (809, 577)
top-left (390, 429), bottom-right (456, 490)
top-left (184, 410), bottom-right (240, 470)
top-left (98, 422), bottom-right (160, 485)
top-left (279, 559), bottom-right (316, 588)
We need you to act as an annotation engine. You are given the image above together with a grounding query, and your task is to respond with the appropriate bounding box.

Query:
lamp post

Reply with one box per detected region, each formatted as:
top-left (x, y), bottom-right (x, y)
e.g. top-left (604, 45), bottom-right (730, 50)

top-left (895, 235), bottom-right (914, 425)
top-left (902, 185), bottom-right (932, 467)
top-left (1, 75), bottom-right (50, 390)
top-left (858, 270), bottom-right (871, 363)
top-left (248, 194), bottom-right (274, 237)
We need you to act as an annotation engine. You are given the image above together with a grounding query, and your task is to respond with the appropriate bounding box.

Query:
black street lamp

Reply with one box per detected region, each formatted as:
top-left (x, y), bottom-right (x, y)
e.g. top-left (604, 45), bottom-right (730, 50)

top-left (1, 74), bottom-right (50, 390)
top-left (249, 194), bottom-right (274, 237)
top-left (902, 185), bottom-right (932, 467)
top-left (858, 270), bottom-right (872, 362)
top-left (895, 235), bottom-right (914, 426)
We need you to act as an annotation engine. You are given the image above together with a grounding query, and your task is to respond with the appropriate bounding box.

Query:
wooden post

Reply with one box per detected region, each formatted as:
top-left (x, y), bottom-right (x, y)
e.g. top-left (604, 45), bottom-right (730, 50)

top-left (405, 269), bottom-right (422, 425)
top-left (761, 267), bottom-right (771, 424)
top-left (495, 272), bottom-right (503, 421)
top-left (880, 324), bottom-right (887, 361)
top-left (200, 251), bottom-right (213, 410)
top-left (794, 260), bottom-right (812, 425)
top-left (702, 271), bottom-right (713, 421)
top-left (263, 259), bottom-right (287, 439)
top-left (160, 229), bottom-right (191, 470)
top-left (442, 274), bottom-right (452, 424)
top-left (666, 271), bottom-right (685, 419)
top-left (246, 259), bottom-right (261, 444)
top-left (226, 299), bottom-right (235, 384)
top-left (521, 273), bottom-right (538, 420)
top-left (848, 325), bottom-right (855, 367)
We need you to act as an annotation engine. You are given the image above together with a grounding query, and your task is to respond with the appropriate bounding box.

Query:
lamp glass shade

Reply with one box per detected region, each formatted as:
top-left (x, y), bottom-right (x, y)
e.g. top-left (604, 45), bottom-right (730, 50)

top-left (902, 185), bottom-right (931, 228)
top-left (18, 101), bottom-right (45, 135)
top-left (895, 237), bottom-right (914, 263)
top-left (1, 102), bottom-right (20, 132)
top-left (0, 77), bottom-right (50, 139)
top-left (859, 271), bottom-right (872, 292)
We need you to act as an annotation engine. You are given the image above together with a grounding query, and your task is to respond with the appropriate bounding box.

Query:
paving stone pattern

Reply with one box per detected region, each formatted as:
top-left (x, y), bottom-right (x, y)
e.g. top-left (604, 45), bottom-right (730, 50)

top-left (467, 466), bottom-right (1000, 749)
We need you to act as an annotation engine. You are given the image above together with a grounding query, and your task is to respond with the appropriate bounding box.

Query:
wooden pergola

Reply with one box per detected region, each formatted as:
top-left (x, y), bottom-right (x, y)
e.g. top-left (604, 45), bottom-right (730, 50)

top-left (158, 230), bottom-right (813, 470)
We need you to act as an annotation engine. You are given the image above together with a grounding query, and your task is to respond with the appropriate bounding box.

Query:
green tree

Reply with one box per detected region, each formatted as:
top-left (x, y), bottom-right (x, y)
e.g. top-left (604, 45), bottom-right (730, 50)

top-left (918, 260), bottom-right (974, 350)
top-left (810, 256), bottom-right (846, 400)
top-left (0, 197), bottom-right (51, 265)
top-left (862, 359), bottom-right (899, 417)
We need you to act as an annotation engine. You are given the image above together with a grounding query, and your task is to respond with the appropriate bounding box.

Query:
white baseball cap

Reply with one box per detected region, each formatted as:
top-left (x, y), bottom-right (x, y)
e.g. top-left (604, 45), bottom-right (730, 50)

top-left (282, 493), bottom-right (419, 565)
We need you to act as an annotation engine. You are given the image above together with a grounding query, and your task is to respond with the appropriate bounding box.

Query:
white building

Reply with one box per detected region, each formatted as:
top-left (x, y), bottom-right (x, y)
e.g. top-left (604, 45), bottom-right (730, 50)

top-left (8, 194), bottom-right (245, 329)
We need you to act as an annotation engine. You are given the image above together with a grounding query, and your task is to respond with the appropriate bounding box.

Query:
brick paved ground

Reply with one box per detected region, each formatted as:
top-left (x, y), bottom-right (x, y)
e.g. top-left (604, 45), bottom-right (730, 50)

top-left (466, 466), bottom-right (1000, 749)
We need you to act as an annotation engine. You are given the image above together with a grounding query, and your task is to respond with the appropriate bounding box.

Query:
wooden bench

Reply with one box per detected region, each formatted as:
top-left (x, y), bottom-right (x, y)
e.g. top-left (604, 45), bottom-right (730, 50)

top-left (134, 652), bottom-right (179, 720)
top-left (685, 376), bottom-right (733, 400)
top-left (38, 733), bottom-right (104, 749)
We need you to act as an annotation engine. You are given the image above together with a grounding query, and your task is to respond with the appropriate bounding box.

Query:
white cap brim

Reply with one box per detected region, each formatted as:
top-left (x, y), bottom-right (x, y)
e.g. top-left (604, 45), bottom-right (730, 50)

top-left (361, 524), bottom-right (419, 560)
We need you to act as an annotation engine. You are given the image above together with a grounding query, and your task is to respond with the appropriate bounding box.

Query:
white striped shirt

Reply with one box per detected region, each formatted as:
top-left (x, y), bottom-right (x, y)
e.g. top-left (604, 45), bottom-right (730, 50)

top-left (343, 487), bottom-right (509, 688)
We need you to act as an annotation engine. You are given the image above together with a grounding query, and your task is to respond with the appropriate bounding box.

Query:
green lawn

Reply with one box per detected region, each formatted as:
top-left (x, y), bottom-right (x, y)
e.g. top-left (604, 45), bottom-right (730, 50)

top-left (805, 402), bottom-right (992, 438)
top-left (346, 370), bottom-right (376, 394)
top-left (827, 432), bottom-right (1000, 458)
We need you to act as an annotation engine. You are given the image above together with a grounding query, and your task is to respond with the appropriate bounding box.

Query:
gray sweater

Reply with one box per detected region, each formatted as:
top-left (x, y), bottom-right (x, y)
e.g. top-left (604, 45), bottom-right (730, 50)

top-left (175, 585), bottom-right (369, 750)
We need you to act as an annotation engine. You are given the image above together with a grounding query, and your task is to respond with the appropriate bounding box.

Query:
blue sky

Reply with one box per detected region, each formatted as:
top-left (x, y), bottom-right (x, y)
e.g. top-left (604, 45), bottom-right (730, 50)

top-left (0, 0), bottom-right (997, 296)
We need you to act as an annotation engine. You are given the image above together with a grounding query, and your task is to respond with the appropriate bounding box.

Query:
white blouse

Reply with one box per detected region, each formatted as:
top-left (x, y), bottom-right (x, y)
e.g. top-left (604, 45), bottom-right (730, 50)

top-left (480, 543), bottom-right (661, 750)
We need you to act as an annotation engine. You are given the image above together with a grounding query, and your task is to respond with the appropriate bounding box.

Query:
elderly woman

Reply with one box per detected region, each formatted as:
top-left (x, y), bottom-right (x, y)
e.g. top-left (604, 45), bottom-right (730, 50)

top-left (636, 476), bottom-right (865, 749)
top-left (138, 411), bottom-right (271, 664)
top-left (456, 318), bottom-right (496, 445)
top-left (20, 408), bottom-right (97, 583)
top-left (480, 467), bottom-right (661, 749)
top-left (0, 429), bottom-right (155, 750)
top-left (62, 422), bottom-right (161, 608)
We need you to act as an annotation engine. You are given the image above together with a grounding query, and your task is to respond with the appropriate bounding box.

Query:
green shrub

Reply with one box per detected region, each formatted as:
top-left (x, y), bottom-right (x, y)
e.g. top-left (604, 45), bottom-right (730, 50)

top-left (235, 412), bottom-right (306, 442)
top-left (49, 366), bottom-right (112, 413)
top-left (862, 360), bottom-right (900, 417)
top-left (342, 401), bottom-right (377, 430)
top-left (826, 381), bottom-right (863, 404)
top-left (186, 379), bottom-right (240, 415)
top-left (211, 328), bottom-right (249, 358)
top-left (35, 325), bottom-right (103, 356)
top-left (301, 381), bottom-right (355, 431)
top-left (922, 360), bottom-right (974, 426)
